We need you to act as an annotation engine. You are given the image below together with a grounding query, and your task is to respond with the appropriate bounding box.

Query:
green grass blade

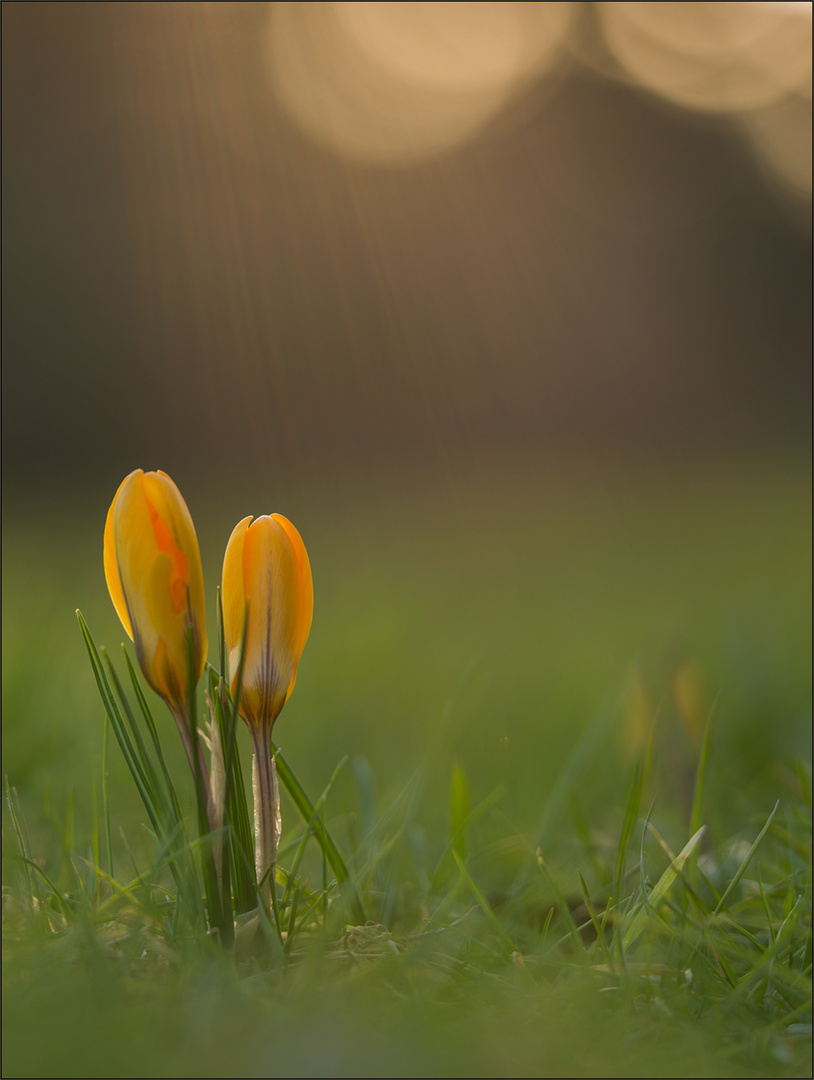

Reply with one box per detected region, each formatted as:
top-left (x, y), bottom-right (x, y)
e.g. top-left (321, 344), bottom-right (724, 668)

top-left (79, 611), bottom-right (209, 932)
top-left (185, 630), bottom-right (227, 943)
top-left (454, 849), bottom-right (516, 957)
top-left (281, 756), bottom-right (348, 914)
top-left (215, 605), bottom-right (255, 912)
top-left (714, 800), bottom-right (780, 915)
top-left (77, 613), bottom-right (164, 837)
top-left (13, 856), bottom-right (72, 921)
top-left (624, 825), bottom-right (706, 948)
top-left (536, 848), bottom-right (583, 947)
top-left (104, 650), bottom-right (168, 820)
top-left (101, 717), bottom-right (114, 881)
top-left (690, 693), bottom-right (719, 840)
top-left (272, 744), bottom-right (365, 924)
top-left (578, 870), bottom-right (609, 962)
top-left (4, 779), bottom-right (41, 915)
top-left (120, 647), bottom-right (183, 824)
top-left (615, 762), bottom-right (643, 910)
top-left (449, 760), bottom-right (471, 862)
top-left (227, 743), bottom-right (254, 911)
top-left (218, 691), bottom-right (254, 914)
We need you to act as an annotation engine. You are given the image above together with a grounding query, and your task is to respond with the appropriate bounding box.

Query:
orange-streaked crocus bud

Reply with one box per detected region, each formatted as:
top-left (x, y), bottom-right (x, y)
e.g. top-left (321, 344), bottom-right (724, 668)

top-left (222, 513), bottom-right (313, 889)
top-left (104, 469), bottom-right (207, 716)
top-left (221, 514), bottom-right (313, 733)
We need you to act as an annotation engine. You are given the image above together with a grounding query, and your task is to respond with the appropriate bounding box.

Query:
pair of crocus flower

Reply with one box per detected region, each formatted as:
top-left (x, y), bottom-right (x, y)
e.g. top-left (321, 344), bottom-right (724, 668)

top-left (103, 468), bottom-right (313, 889)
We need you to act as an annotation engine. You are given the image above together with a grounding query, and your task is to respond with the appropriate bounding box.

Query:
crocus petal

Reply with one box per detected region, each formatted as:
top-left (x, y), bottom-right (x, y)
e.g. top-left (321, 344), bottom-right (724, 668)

top-left (104, 469), bottom-right (207, 712)
top-left (114, 473), bottom-right (168, 679)
top-left (103, 470), bottom-right (137, 639)
top-left (142, 471), bottom-right (204, 620)
top-left (222, 511), bottom-right (313, 732)
top-left (239, 517), bottom-right (297, 725)
top-left (271, 514), bottom-right (314, 663)
top-left (222, 515), bottom-right (253, 688)
top-left (271, 514), bottom-right (314, 700)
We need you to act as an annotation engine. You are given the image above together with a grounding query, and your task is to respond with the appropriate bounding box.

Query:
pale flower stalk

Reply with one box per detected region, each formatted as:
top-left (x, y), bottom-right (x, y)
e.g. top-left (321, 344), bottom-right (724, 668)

top-left (252, 738), bottom-right (281, 889)
top-left (203, 694), bottom-right (227, 881)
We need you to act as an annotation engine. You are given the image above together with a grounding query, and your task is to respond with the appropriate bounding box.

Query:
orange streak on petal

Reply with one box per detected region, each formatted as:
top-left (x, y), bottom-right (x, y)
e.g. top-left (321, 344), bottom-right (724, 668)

top-left (143, 494), bottom-right (189, 615)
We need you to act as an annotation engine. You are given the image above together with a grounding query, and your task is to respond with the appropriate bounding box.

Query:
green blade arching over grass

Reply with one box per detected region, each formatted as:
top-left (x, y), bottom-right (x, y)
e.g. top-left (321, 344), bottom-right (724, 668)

top-left (714, 801), bottom-right (780, 915)
top-left (280, 755), bottom-right (348, 916)
top-left (267, 743), bottom-right (364, 924)
top-left (623, 825), bottom-right (706, 949)
top-left (454, 849), bottom-right (517, 958)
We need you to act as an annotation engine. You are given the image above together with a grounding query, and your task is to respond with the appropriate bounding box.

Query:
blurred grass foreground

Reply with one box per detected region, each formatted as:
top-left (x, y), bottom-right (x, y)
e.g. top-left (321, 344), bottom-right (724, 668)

top-left (3, 454), bottom-right (811, 1079)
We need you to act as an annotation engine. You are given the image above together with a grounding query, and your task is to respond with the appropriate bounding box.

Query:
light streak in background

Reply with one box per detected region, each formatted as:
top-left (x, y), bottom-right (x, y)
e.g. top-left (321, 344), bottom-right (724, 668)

top-left (46, 1), bottom-right (805, 488)
top-left (264, 2), bottom-right (575, 164)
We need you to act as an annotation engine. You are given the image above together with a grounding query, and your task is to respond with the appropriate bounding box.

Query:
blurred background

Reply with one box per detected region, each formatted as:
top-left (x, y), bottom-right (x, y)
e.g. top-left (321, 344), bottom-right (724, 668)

top-left (2, 3), bottom-right (811, 854)
top-left (3, 1), bottom-right (811, 485)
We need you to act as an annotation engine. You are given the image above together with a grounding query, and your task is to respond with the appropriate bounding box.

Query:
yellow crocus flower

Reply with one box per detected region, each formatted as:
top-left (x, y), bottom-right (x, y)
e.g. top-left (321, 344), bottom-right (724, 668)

top-left (104, 469), bottom-right (207, 717)
top-left (221, 513), bottom-right (313, 889)
top-left (221, 514), bottom-right (313, 733)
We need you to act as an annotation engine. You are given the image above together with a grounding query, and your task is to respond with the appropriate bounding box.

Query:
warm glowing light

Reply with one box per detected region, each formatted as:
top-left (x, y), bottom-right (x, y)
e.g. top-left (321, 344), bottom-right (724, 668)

top-left (598, 2), bottom-right (812, 113)
top-left (264, 2), bottom-right (575, 164)
top-left (337, 2), bottom-right (528, 92)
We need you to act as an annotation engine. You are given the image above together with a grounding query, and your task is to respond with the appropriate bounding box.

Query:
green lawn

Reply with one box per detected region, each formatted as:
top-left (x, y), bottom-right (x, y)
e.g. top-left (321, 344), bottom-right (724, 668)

top-left (3, 452), bottom-right (811, 1078)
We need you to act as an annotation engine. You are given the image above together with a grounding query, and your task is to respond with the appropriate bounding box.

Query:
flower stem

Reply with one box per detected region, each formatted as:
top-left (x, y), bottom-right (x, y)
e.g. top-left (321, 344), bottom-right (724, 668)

top-left (251, 724), bottom-right (281, 901)
top-left (170, 707), bottom-right (214, 830)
